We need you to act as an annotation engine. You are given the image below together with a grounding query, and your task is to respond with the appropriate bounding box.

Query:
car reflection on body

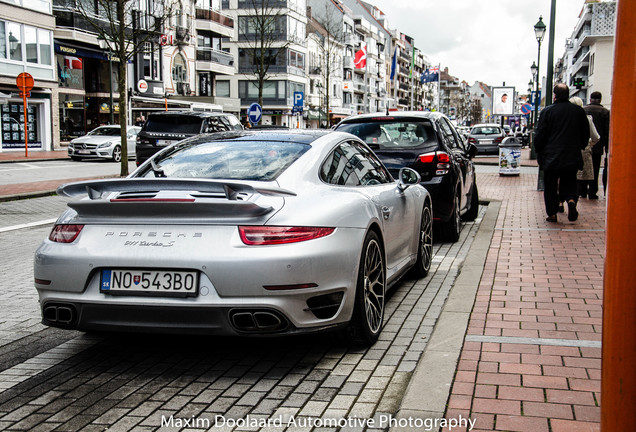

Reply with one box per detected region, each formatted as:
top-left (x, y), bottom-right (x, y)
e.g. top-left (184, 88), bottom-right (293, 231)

top-left (35, 130), bottom-right (433, 345)
top-left (67, 125), bottom-right (140, 162)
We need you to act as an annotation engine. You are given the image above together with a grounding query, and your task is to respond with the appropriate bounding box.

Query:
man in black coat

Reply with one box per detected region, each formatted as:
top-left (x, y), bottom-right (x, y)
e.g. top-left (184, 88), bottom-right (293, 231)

top-left (584, 91), bottom-right (610, 198)
top-left (534, 83), bottom-right (590, 222)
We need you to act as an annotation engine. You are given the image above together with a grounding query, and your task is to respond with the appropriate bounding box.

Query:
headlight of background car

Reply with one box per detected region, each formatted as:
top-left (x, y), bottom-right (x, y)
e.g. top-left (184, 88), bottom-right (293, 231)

top-left (97, 141), bottom-right (115, 149)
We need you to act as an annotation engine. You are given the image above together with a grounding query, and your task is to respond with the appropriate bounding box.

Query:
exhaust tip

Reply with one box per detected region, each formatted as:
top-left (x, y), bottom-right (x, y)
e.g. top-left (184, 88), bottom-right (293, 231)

top-left (42, 303), bottom-right (77, 327)
top-left (229, 309), bottom-right (288, 333)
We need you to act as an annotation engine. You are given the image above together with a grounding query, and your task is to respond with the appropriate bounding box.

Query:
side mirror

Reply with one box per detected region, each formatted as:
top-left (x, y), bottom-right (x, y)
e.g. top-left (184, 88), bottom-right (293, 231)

top-left (398, 167), bottom-right (421, 190)
top-left (467, 143), bottom-right (478, 158)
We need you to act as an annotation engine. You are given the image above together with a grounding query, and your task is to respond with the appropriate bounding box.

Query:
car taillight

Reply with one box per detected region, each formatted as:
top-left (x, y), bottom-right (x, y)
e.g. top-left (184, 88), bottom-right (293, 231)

top-left (468, 137), bottom-right (477, 144)
top-left (494, 136), bottom-right (504, 144)
top-left (238, 226), bottom-right (335, 245)
top-left (419, 151), bottom-right (451, 175)
top-left (49, 224), bottom-right (84, 243)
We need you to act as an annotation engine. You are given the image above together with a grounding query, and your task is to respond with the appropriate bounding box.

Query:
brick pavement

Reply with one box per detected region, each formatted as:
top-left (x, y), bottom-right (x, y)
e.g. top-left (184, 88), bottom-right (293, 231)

top-left (443, 166), bottom-right (604, 432)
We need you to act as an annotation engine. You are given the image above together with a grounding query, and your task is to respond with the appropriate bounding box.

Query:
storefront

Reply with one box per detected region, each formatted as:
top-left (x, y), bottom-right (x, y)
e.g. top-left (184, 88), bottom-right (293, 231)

top-left (55, 42), bottom-right (120, 142)
top-left (0, 91), bottom-right (52, 151)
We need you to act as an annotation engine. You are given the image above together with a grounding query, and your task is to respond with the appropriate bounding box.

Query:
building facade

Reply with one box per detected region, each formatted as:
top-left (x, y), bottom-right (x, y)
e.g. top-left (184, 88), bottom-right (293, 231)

top-left (560, 0), bottom-right (616, 106)
top-left (1, 0), bottom-right (56, 152)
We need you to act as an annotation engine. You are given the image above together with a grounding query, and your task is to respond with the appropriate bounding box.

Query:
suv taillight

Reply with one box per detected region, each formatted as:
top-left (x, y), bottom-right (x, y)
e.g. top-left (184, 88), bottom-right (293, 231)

top-left (419, 151), bottom-right (451, 175)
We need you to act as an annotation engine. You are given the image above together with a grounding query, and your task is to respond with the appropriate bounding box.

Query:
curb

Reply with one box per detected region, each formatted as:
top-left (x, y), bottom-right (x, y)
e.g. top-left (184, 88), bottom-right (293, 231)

top-left (390, 200), bottom-right (501, 431)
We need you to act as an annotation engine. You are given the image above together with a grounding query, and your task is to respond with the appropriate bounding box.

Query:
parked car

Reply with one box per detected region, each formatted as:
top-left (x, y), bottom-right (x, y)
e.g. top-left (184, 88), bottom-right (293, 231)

top-left (67, 125), bottom-right (140, 162)
top-left (335, 111), bottom-right (479, 242)
top-left (135, 111), bottom-right (243, 165)
top-left (503, 124), bottom-right (512, 136)
top-left (467, 124), bottom-right (506, 155)
top-left (35, 130), bottom-right (433, 346)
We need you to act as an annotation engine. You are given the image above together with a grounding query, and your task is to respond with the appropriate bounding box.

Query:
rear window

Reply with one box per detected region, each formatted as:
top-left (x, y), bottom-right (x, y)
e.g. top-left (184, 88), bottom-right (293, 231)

top-left (337, 120), bottom-right (437, 149)
top-left (144, 115), bottom-right (204, 134)
top-left (471, 126), bottom-right (502, 135)
top-left (137, 140), bottom-right (310, 181)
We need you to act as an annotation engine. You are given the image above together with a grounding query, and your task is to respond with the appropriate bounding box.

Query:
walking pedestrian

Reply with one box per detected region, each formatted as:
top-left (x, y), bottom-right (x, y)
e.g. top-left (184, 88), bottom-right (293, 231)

top-left (570, 97), bottom-right (600, 200)
top-left (534, 83), bottom-right (590, 222)
top-left (583, 91), bottom-right (610, 198)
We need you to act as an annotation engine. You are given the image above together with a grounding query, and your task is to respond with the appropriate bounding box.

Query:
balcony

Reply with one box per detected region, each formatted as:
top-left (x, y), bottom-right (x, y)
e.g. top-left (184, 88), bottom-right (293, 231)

top-left (196, 48), bottom-right (235, 75)
top-left (195, 8), bottom-right (234, 38)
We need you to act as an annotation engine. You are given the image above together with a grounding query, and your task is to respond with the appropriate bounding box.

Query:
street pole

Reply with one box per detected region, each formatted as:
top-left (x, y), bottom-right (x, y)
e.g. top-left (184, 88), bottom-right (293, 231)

top-left (545, 0), bottom-right (557, 111)
top-left (108, 49), bottom-right (114, 125)
top-left (602, 2), bottom-right (636, 429)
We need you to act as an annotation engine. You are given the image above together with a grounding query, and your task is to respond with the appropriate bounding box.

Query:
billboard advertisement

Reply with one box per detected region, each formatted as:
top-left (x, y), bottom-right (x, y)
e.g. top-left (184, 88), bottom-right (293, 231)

top-left (492, 87), bottom-right (515, 116)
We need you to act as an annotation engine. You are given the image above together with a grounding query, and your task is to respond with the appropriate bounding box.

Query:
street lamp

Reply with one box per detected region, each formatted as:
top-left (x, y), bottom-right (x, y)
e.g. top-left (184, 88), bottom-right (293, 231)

top-left (97, 36), bottom-right (115, 125)
top-left (530, 16), bottom-right (546, 160)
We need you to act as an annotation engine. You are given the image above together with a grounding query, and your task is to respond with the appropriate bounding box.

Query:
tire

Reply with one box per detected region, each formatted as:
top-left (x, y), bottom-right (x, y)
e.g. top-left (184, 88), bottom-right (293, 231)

top-left (345, 231), bottom-right (386, 346)
top-left (111, 145), bottom-right (122, 162)
top-left (441, 189), bottom-right (461, 242)
top-left (461, 184), bottom-right (479, 222)
top-left (411, 202), bottom-right (433, 278)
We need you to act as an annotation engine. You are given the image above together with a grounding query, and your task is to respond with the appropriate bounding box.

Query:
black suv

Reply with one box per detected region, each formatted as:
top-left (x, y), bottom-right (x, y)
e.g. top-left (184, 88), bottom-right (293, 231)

top-left (335, 111), bottom-right (479, 242)
top-left (135, 111), bottom-right (243, 165)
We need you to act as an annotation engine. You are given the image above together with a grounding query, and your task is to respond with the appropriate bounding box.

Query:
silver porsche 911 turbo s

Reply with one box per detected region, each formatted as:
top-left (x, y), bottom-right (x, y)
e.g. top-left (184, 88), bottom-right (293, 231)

top-left (34, 130), bottom-right (433, 345)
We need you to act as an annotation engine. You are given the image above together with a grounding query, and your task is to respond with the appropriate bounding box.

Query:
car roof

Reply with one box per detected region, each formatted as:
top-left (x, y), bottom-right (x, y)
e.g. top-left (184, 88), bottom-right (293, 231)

top-left (146, 111), bottom-right (234, 119)
top-left (339, 110), bottom-right (444, 123)
top-left (472, 123), bottom-right (501, 128)
top-left (179, 129), bottom-right (333, 147)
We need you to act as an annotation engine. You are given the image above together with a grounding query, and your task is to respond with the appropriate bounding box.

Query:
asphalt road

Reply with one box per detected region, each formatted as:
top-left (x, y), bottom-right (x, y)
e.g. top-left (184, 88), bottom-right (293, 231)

top-left (0, 194), bottom-right (486, 431)
top-left (0, 160), bottom-right (135, 186)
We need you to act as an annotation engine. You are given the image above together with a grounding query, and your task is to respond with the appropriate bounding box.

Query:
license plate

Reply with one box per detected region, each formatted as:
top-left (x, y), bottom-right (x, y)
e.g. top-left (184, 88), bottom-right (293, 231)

top-left (78, 150), bottom-right (91, 154)
top-left (101, 269), bottom-right (198, 297)
top-left (157, 139), bottom-right (175, 146)
top-left (481, 140), bottom-right (493, 144)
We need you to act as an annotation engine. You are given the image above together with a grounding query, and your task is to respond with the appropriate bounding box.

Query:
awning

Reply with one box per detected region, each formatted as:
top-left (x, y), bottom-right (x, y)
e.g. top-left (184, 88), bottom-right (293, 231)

top-left (306, 109), bottom-right (327, 120)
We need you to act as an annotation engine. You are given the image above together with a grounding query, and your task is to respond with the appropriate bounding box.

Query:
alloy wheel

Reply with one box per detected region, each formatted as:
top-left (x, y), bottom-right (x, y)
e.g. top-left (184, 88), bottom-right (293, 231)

top-left (363, 238), bottom-right (385, 334)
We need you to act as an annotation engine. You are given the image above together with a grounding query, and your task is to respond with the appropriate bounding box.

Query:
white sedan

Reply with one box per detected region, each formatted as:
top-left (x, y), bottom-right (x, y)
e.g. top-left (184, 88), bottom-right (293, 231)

top-left (68, 125), bottom-right (140, 162)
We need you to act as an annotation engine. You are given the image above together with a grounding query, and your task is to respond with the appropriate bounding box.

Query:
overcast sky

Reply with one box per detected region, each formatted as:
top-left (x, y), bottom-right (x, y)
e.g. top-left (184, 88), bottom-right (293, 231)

top-left (368, 0), bottom-right (586, 95)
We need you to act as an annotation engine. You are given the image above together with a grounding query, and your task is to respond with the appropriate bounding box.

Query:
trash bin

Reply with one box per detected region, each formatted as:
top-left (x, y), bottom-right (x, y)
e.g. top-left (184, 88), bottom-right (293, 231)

top-left (499, 137), bottom-right (522, 176)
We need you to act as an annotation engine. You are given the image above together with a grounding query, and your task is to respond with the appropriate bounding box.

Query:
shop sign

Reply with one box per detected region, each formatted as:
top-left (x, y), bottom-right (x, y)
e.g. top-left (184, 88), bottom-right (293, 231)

top-left (137, 80), bottom-right (148, 93)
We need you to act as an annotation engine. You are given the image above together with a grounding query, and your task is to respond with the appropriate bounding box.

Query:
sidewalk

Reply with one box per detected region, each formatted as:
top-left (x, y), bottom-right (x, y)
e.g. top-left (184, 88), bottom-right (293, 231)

top-left (441, 171), bottom-right (604, 432)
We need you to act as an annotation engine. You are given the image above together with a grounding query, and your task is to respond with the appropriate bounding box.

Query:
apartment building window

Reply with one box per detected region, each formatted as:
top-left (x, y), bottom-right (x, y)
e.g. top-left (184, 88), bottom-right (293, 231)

top-left (143, 42), bottom-right (159, 80)
top-left (289, 50), bottom-right (304, 70)
top-left (589, 52), bottom-right (595, 76)
top-left (6, 0), bottom-right (51, 14)
top-left (239, 80), bottom-right (285, 99)
top-left (0, 21), bottom-right (52, 66)
top-left (216, 80), bottom-right (230, 97)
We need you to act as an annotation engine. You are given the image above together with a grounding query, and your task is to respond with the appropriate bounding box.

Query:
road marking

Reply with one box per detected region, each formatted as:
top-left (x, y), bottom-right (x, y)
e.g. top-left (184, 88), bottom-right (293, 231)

top-left (465, 334), bottom-right (601, 348)
top-left (0, 218), bottom-right (57, 233)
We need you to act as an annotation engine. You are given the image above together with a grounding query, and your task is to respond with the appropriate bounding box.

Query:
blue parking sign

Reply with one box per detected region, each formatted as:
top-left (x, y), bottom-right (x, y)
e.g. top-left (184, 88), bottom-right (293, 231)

top-left (294, 92), bottom-right (304, 108)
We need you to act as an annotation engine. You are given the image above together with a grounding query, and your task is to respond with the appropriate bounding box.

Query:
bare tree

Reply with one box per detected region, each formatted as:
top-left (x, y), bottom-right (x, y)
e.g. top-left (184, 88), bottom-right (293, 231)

top-left (67, 0), bottom-right (175, 176)
top-left (308, 3), bottom-right (344, 127)
top-left (238, 0), bottom-right (293, 109)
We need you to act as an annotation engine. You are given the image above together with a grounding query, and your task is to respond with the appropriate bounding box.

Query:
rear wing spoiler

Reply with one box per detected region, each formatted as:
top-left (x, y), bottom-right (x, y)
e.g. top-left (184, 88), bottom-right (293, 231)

top-left (57, 178), bottom-right (296, 200)
top-left (56, 178), bottom-right (296, 221)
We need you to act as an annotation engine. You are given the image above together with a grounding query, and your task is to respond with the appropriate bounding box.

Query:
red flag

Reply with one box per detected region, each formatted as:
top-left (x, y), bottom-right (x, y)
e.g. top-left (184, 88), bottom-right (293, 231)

top-left (354, 44), bottom-right (367, 69)
top-left (64, 56), bottom-right (83, 70)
